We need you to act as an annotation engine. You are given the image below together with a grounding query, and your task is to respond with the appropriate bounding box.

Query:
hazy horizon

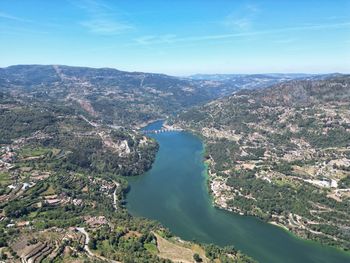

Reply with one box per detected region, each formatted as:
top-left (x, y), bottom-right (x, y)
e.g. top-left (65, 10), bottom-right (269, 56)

top-left (0, 63), bottom-right (348, 77)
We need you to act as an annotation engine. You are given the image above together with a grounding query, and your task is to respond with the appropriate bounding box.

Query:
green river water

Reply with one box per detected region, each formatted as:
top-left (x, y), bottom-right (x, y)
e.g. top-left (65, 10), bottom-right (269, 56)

top-left (126, 121), bottom-right (350, 263)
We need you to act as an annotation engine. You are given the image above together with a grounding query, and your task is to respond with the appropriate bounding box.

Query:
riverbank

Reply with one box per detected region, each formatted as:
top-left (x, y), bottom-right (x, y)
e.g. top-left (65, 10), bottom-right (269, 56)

top-left (135, 118), bottom-right (165, 130)
top-left (194, 126), bottom-right (350, 254)
top-left (127, 122), bottom-right (350, 263)
top-left (199, 138), bottom-right (350, 253)
top-left (269, 221), bottom-right (289, 231)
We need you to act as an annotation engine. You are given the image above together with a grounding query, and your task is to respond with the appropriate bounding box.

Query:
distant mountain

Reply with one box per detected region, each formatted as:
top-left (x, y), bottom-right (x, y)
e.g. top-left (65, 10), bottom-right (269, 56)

top-left (175, 75), bottom-right (350, 250)
top-left (189, 73), bottom-right (315, 80)
top-left (188, 73), bottom-right (325, 90)
top-left (0, 65), bottom-right (321, 127)
top-left (238, 75), bottom-right (350, 106)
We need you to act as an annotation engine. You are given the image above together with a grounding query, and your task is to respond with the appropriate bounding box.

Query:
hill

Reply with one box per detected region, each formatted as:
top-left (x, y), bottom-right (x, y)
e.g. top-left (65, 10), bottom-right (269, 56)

top-left (175, 76), bottom-right (350, 250)
top-left (0, 65), bottom-right (312, 127)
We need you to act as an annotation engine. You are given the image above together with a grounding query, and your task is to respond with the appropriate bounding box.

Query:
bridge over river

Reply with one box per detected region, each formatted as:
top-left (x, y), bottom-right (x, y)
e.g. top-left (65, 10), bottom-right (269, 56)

top-left (142, 128), bottom-right (183, 134)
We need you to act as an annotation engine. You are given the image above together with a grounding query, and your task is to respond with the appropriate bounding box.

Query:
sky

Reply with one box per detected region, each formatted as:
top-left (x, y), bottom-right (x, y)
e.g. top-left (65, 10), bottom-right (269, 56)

top-left (0, 0), bottom-right (349, 75)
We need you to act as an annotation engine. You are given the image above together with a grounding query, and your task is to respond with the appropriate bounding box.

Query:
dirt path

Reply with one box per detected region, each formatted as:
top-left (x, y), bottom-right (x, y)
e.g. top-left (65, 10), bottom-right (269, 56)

top-left (113, 181), bottom-right (119, 211)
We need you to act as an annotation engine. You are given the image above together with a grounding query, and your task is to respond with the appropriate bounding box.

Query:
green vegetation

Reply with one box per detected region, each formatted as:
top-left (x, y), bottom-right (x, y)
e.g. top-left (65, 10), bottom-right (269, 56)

top-left (339, 176), bottom-right (350, 189)
top-left (204, 244), bottom-right (257, 263)
top-left (0, 88), bottom-right (255, 262)
top-left (0, 100), bottom-right (158, 177)
top-left (176, 76), bottom-right (350, 250)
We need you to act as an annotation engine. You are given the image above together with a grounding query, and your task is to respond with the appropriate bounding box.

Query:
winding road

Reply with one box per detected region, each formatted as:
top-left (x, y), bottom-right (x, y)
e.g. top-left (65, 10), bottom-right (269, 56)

top-left (76, 227), bottom-right (120, 263)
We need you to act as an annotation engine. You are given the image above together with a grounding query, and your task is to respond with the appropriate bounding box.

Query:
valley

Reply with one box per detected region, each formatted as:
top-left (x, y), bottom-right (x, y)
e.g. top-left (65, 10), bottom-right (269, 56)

top-left (0, 66), bottom-right (263, 262)
top-left (1, 0), bottom-right (347, 262)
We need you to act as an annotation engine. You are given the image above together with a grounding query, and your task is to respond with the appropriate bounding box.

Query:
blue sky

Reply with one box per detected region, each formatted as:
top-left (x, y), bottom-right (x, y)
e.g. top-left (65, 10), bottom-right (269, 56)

top-left (0, 0), bottom-right (349, 75)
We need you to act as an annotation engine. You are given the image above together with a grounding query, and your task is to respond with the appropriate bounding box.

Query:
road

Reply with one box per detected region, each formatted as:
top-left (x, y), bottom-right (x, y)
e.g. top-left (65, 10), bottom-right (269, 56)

top-left (76, 227), bottom-right (120, 263)
top-left (113, 181), bottom-right (119, 211)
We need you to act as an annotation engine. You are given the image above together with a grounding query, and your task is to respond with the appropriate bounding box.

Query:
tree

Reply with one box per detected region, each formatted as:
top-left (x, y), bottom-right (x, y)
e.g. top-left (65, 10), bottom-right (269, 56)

top-left (193, 253), bottom-right (202, 262)
top-left (88, 238), bottom-right (97, 250)
top-left (0, 253), bottom-right (8, 260)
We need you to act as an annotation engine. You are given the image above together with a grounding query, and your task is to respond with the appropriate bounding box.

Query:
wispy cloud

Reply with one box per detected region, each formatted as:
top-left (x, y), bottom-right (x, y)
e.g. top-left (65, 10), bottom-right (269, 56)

top-left (0, 11), bottom-right (31, 22)
top-left (222, 4), bottom-right (260, 30)
top-left (74, 0), bottom-right (133, 35)
top-left (80, 19), bottom-right (132, 34)
top-left (135, 34), bottom-right (177, 45)
top-left (134, 22), bottom-right (350, 46)
top-left (273, 38), bottom-right (297, 44)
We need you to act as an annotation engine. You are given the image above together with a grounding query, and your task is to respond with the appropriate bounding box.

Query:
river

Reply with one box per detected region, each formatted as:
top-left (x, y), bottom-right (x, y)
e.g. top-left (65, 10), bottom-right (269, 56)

top-left (126, 121), bottom-right (350, 263)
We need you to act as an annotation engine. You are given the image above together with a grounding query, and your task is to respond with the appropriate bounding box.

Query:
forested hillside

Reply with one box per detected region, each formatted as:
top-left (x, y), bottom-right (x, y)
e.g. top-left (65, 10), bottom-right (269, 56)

top-left (176, 76), bottom-right (350, 250)
top-left (0, 65), bottom-right (310, 127)
top-left (0, 70), bottom-right (256, 262)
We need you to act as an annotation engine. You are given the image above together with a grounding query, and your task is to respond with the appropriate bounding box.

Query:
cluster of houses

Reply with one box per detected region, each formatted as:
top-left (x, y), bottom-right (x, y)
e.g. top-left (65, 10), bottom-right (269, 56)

top-left (0, 146), bottom-right (16, 170)
top-left (84, 215), bottom-right (108, 228)
top-left (43, 194), bottom-right (83, 207)
top-left (88, 177), bottom-right (115, 195)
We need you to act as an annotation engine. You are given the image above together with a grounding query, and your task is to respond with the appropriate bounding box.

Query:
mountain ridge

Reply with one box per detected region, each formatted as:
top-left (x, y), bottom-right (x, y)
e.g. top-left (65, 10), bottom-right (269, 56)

top-left (1, 64), bottom-right (330, 127)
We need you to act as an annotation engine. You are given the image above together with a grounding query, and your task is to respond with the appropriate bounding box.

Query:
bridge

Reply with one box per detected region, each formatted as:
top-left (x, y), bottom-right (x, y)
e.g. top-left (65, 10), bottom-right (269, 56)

top-left (143, 128), bottom-right (183, 134)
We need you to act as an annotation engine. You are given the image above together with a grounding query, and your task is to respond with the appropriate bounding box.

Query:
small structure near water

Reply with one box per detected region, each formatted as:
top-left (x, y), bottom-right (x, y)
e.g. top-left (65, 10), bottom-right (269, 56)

top-left (143, 127), bottom-right (183, 134)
